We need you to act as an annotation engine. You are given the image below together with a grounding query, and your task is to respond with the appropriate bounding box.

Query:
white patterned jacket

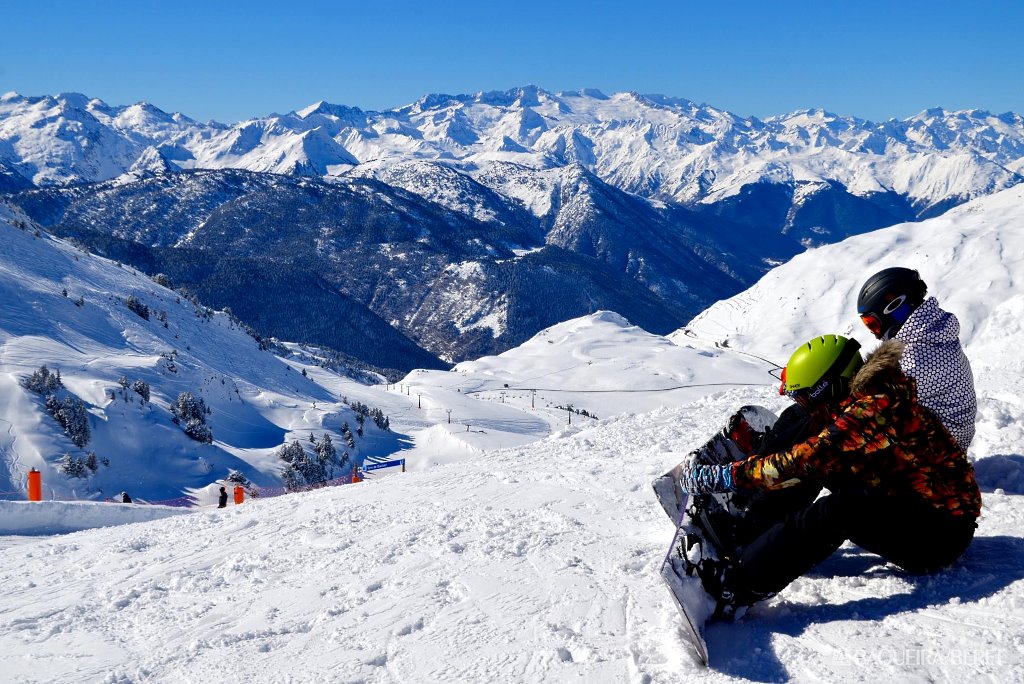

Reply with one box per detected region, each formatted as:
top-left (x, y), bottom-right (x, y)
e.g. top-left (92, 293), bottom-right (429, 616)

top-left (894, 297), bottom-right (977, 450)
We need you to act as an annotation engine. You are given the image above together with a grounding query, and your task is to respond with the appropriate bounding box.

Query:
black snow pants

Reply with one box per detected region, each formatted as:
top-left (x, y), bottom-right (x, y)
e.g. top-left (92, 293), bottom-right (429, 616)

top-left (731, 487), bottom-right (977, 596)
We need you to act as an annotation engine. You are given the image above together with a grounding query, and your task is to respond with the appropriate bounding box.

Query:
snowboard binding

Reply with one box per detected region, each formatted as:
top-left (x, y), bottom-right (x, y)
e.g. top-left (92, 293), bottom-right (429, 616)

top-left (673, 495), bottom-right (751, 620)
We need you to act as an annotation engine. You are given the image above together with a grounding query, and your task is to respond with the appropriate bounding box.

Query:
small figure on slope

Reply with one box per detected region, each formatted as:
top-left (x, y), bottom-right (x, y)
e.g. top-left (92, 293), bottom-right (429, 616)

top-left (218, 486), bottom-right (228, 508)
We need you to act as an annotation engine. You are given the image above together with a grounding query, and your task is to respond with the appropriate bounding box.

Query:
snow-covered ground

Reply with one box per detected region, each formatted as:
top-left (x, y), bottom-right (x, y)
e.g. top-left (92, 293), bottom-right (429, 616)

top-left (1, 186), bottom-right (1023, 681)
top-left (0, 499), bottom-right (188, 536)
top-left (2, 387), bottom-right (1021, 682)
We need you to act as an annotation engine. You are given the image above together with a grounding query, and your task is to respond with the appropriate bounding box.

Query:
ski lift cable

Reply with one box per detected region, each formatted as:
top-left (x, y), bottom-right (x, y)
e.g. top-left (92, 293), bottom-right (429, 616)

top-left (466, 381), bottom-right (769, 395)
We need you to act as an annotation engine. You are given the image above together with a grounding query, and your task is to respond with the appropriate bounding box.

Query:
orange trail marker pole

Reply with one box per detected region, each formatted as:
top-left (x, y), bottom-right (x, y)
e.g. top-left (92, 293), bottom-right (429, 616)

top-left (28, 468), bottom-right (42, 502)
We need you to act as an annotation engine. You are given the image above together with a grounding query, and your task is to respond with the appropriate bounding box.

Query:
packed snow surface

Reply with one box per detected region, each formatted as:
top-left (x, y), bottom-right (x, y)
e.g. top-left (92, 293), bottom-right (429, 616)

top-left (1, 188), bottom-right (1023, 681)
top-left (0, 499), bottom-right (188, 535)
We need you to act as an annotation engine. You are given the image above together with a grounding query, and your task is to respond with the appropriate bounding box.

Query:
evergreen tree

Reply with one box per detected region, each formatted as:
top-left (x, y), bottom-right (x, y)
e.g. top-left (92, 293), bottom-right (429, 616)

top-left (278, 440), bottom-right (326, 491)
top-left (57, 452), bottom-right (88, 478)
top-left (131, 380), bottom-right (150, 404)
top-left (315, 433), bottom-right (338, 479)
top-left (21, 364), bottom-right (63, 395)
top-left (46, 394), bottom-right (91, 447)
top-left (342, 422), bottom-right (356, 449)
top-left (125, 295), bottom-right (150, 320)
top-left (171, 391), bottom-right (213, 443)
top-left (369, 407), bottom-right (390, 431)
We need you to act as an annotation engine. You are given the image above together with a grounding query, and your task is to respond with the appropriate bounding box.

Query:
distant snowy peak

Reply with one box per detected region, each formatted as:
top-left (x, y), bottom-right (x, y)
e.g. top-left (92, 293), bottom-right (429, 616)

top-left (296, 100), bottom-right (365, 119)
top-left (1, 87), bottom-right (1023, 215)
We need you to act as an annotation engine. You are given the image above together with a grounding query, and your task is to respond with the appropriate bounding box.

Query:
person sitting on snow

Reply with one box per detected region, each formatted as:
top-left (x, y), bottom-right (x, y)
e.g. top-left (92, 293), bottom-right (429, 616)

top-left (726, 267), bottom-right (979, 544)
top-left (676, 334), bottom-right (981, 614)
top-left (856, 266), bottom-right (976, 451)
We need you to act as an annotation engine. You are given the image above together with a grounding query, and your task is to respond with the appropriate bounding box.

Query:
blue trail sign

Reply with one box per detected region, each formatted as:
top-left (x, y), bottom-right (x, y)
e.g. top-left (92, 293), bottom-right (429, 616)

top-left (363, 459), bottom-right (406, 472)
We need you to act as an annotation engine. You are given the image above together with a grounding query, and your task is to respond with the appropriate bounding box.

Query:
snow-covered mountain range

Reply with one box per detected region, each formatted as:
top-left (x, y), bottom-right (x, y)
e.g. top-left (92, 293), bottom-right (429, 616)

top-left (4, 87), bottom-right (1023, 366)
top-left (3, 87), bottom-right (1023, 215)
top-left (6, 164), bottom-right (761, 364)
top-left (1, 175), bottom-right (1022, 682)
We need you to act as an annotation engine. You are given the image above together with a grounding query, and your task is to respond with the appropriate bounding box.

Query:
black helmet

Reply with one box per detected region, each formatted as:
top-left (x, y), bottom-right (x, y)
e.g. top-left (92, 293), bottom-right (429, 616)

top-left (857, 267), bottom-right (927, 340)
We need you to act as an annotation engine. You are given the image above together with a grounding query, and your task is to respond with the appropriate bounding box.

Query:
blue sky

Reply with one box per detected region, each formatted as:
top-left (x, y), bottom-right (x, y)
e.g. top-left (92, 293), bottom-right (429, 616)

top-left (3, 1), bottom-right (1021, 123)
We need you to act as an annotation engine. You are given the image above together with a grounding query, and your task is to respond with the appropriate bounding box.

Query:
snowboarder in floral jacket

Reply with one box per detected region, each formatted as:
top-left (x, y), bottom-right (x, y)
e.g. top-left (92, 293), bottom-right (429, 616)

top-left (673, 267), bottom-right (981, 611)
top-left (677, 333), bottom-right (981, 611)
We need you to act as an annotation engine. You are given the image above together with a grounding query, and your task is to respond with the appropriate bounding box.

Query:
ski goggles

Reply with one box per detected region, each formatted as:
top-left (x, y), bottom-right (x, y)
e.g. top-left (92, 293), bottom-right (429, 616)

top-left (777, 367), bottom-right (812, 406)
top-left (860, 312), bottom-right (883, 337)
top-left (859, 294), bottom-right (910, 338)
top-left (769, 366), bottom-right (788, 396)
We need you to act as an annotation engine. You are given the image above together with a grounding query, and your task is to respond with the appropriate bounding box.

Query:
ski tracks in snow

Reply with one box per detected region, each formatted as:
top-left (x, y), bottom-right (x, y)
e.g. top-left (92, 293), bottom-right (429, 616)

top-left (1, 390), bottom-right (1022, 682)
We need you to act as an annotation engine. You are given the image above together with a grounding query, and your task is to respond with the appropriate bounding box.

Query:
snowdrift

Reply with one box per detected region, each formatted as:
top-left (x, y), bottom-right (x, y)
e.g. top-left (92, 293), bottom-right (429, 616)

top-left (0, 500), bottom-right (189, 535)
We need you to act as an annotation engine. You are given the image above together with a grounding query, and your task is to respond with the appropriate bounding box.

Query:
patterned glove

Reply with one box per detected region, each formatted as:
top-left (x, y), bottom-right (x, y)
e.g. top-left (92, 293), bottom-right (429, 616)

top-left (678, 463), bottom-right (735, 494)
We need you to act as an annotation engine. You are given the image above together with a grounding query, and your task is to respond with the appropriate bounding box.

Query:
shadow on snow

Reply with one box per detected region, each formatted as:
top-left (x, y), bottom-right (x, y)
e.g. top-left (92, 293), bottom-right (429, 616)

top-left (974, 454), bottom-right (1024, 494)
top-left (704, 533), bottom-right (1024, 682)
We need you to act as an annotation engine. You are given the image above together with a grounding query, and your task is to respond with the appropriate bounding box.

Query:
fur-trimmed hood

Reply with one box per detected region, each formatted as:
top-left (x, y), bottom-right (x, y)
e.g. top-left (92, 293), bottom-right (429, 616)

top-left (850, 339), bottom-right (905, 396)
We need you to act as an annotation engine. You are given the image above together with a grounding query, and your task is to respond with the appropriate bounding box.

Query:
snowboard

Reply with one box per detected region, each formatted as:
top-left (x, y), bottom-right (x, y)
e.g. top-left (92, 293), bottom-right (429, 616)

top-left (658, 493), bottom-right (715, 665)
top-left (653, 405), bottom-right (778, 666)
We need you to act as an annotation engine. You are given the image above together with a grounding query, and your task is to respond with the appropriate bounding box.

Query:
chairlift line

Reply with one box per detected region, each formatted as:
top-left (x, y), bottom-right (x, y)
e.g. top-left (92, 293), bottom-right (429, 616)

top-left (466, 381), bottom-right (769, 395)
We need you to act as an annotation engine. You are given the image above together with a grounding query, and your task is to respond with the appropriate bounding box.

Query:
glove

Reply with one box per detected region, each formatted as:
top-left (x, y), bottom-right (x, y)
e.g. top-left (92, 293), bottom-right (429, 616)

top-left (678, 463), bottom-right (735, 494)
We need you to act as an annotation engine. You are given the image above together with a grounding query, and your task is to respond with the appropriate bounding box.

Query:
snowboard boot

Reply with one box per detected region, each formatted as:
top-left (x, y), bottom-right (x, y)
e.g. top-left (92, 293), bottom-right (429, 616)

top-left (694, 556), bottom-right (776, 620)
top-left (708, 561), bottom-right (770, 618)
top-left (679, 495), bottom-right (775, 620)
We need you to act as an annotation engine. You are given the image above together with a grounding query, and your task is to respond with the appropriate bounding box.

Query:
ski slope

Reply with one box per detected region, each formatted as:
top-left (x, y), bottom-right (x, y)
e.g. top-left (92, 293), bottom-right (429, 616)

top-left (1, 187), bottom-right (1023, 681)
top-left (1, 384), bottom-right (1020, 682)
top-left (0, 201), bottom-right (399, 503)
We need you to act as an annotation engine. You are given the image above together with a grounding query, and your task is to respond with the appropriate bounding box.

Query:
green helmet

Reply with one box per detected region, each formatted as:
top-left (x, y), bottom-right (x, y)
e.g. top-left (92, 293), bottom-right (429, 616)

top-left (784, 335), bottom-right (863, 403)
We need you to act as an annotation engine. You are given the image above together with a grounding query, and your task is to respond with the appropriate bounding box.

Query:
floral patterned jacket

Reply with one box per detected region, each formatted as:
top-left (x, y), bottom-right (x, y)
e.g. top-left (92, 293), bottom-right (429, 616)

top-left (731, 340), bottom-right (981, 519)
